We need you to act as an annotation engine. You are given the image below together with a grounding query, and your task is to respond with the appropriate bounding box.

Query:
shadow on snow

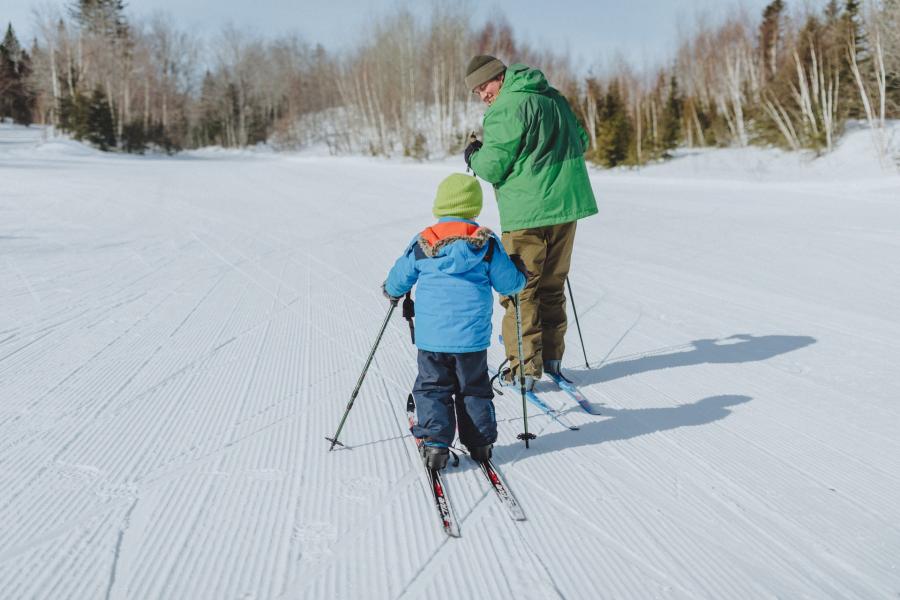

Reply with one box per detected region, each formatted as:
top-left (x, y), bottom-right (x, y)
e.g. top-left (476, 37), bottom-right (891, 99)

top-left (577, 333), bottom-right (816, 385)
top-left (489, 334), bottom-right (814, 462)
top-left (495, 394), bottom-right (752, 463)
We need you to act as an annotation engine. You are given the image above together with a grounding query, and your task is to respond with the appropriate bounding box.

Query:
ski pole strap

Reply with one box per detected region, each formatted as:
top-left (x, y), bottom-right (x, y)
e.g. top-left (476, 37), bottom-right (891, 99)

top-left (403, 292), bottom-right (415, 344)
top-left (483, 237), bottom-right (495, 263)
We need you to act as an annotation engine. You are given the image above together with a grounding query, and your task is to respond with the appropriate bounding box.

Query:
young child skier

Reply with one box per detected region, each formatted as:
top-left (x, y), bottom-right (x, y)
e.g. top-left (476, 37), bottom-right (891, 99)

top-left (383, 173), bottom-right (526, 470)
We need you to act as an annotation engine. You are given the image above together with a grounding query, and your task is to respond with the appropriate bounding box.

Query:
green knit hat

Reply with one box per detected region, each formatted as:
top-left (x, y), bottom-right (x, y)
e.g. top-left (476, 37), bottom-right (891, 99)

top-left (433, 174), bottom-right (482, 219)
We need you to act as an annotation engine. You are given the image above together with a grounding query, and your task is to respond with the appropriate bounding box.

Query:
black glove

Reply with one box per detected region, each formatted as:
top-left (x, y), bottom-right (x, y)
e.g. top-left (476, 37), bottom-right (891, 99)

top-left (464, 139), bottom-right (483, 167)
top-left (382, 283), bottom-right (402, 305)
top-left (509, 254), bottom-right (533, 278)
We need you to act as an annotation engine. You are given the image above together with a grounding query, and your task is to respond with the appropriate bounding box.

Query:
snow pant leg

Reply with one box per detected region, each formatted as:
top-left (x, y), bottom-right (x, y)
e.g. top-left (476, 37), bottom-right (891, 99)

top-left (450, 350), bottom-right (497, 448)
top-left (539, 222), bottom-right (577, 363)
top-left (411, 351), bottom-right (456, 446)
top-left (500, 228), bottom-right (547, 378)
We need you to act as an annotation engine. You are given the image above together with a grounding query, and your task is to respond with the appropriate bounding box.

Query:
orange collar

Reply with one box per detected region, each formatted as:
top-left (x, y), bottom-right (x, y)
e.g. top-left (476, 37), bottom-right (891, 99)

top-left (419, 221), bottom-right (480, 247)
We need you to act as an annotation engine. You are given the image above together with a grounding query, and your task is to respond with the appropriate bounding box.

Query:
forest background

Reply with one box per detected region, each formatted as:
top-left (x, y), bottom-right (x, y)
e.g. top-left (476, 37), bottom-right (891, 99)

top-left (1, 0), bottom-right (898, 166)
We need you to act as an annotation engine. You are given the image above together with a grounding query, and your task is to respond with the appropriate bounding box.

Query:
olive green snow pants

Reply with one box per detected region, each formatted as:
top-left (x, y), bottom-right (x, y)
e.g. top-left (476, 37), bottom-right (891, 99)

top-left (500, 221), bottom-right (577, 378)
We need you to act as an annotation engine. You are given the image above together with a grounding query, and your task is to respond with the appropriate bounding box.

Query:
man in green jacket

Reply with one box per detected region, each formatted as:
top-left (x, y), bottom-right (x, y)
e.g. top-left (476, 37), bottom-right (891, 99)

top-left (464, 55), bottom-right (598, 389)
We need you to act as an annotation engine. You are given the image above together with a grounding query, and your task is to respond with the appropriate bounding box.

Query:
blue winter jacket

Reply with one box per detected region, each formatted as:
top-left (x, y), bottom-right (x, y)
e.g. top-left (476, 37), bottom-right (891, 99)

top-left (385, 217), bottom-right (526, 353)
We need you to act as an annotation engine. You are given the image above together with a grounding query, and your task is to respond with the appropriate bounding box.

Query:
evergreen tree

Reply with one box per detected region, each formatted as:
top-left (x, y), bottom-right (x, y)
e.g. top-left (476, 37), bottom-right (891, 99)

top-left (843, 0), bottom-right (864, 41)
top-left (0, 23), bottom-right (35, 124)
top-left (759, 0), bottom-right (786, 80)
top-left (660, 75), bottom-right (683, 153)
top-left (824, 0), bottom-right (842, 23)
top-left (121, 119), bottom-right (146, 153)
top-left (592, 81), bottom-right (632, 167)
top-left (193, 70), bottom-right (224, 146)
top-left (884, 0), bottom-right (900, 110)
top-left (69, 0), bottom-right (128, 38)
top-left (59, 91), bottom-right (90, 138)
top-left (85, 86), bottom-right (116, 150)
top-left (840, 0), bottom-right (871, 118)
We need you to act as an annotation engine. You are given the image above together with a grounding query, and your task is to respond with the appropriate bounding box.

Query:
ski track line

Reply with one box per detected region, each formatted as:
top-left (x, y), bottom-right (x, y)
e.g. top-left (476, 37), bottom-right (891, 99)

top-left (513, 468), bottom-right (709, 598)
top-left (165, 267), bottom-right (231, 339)
top-left (571, 378), bottom-right (891, 596)
top-left (1, 275), bottom-right (270, 551)
top-left (703, 366), bottom-right (900, 483)
top-left (522, 404), bottom-right (865, 598)
top-left (589, 246), bottom-right (900, 351)
top-left (497, 394), bottom-right (764, 597)
top-left (20, 289), bottom-right (176, 415)
top-left (0, 361), bottom-right (308, 573)
top-left (0, 279), bottom-right (212, 454)
top-left (0, 288), bottom-right (183, 516)
top-left (130, 319), bottom-right (272, 598)
top-left (103, 497), bottom-right (138, 600)
top-left (5, 255), bottom-right (42, 307)
top-left (0, 285), bottom-right (148, 381)
top-left (637, 369), bottom-right (900, 529)
top-left (56, 278), bottom-right (299, 466)
top-left (510, 356), bottom-right (881, 597)
top-left (108, 284), bottom-right (307, 485)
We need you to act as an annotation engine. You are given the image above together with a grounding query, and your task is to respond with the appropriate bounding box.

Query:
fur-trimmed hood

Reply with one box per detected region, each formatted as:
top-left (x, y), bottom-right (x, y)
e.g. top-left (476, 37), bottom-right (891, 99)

top-left (417, 225), bottom-right (494, 258)
top-left (415, 221), bottom-right (496, 276)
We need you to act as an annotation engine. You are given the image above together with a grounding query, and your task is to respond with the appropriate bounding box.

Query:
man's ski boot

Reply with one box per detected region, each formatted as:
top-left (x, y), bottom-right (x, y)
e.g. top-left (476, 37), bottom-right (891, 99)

top-left (499, 368), bottom-right (535, 392)
top-left (543, 359), bottom-right (562, 376)
top-left (544, 359), bottom-right (574, 383)
top-left (467, 444), bottom-right (492, 463)
top-left (420, 444), bottom-right (450, 470)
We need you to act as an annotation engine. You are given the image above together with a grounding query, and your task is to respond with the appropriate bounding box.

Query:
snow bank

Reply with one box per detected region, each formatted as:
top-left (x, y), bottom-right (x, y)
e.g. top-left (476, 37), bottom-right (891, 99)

top-left (616, 121), bottom-right (900, 182)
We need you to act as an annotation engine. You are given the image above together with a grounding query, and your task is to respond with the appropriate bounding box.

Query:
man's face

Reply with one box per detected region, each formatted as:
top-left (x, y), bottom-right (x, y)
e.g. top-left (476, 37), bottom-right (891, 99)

top-left (473, 75), bottom-right (503, 105)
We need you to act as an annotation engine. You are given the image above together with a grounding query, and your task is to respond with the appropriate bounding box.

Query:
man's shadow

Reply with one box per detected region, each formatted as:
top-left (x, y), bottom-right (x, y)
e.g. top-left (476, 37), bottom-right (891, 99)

top-left (494, 394), bottom-right (752, 464)
top-left (578, 334), bottom-right (816, 385)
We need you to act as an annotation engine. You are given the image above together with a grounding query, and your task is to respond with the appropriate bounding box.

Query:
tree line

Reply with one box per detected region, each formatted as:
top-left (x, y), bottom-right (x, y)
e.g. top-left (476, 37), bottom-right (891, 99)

top-left (2, 0), bottom-right (898, 164)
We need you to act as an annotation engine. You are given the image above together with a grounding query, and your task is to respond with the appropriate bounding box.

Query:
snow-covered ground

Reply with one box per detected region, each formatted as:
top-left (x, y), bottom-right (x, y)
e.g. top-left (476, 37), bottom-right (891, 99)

top-left (2, 123), bottom-right (899, 599)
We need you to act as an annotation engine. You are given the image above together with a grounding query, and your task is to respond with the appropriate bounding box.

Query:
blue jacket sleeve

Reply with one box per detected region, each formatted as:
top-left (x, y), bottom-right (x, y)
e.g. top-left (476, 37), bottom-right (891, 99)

top-left (385, 241), bottom-right (420, 297)
top-left (487, 237), bottom-right (526, 295)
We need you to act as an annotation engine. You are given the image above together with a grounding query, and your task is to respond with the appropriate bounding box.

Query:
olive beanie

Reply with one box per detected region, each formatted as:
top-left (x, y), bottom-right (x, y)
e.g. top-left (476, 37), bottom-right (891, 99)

top-left (465, 55), bottom-right (506, 91)
top-left (433, 174), bottom-right (482, 220)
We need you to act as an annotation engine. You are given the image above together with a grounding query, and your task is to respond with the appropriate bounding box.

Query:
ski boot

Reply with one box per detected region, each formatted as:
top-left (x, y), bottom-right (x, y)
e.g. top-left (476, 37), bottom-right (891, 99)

top-left (499, 367), bottom-right (535, 392)
top-left (467, 444), bottom-right (492, 463)
top-left (543, 359), bottom-right (562, 376)
top-left (420, 444), bottom-right (450, 470)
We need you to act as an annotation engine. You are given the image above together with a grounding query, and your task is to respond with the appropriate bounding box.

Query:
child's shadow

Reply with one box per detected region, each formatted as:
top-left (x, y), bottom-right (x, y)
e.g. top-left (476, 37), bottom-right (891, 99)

top-left (580, 334), bottom-right (816, 385)
top-left (494, 394), bottom-right (752, 464)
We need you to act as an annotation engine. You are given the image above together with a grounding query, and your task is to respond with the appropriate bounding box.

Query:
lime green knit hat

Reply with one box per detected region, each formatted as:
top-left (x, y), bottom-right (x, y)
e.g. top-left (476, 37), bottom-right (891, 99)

top-left (433, 174), bottom-right (482, 219)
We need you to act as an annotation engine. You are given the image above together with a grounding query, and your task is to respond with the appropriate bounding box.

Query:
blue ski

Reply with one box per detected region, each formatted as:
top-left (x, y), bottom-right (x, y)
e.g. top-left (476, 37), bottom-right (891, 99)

top-left (490, 368), bottom-right (579, 431)
top-left (546, 372), bottom-right (604, 415)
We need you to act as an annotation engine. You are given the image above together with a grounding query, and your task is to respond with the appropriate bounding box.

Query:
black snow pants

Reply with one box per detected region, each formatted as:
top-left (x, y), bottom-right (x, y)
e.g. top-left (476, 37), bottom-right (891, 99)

top-left (411, 350), bottom-right (497, 449)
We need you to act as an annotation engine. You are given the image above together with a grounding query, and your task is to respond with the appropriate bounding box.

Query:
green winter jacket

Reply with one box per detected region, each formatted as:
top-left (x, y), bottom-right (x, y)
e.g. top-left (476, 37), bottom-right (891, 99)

top-left (470, 64), bottom-right (598, 232)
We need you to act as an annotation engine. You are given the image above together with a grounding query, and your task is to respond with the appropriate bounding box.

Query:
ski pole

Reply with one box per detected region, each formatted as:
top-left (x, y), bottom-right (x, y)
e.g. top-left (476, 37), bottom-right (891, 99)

top-left (512, 294), bottom-right (536, 448)
top-left (566, 277), bottom-right (590, 369)
top-left (326, 298), bottom-right (398, 450)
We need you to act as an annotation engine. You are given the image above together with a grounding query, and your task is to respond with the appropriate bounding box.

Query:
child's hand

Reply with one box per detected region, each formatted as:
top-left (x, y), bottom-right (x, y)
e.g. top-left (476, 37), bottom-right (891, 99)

top-left (381, 283), bottom-right (402, 304)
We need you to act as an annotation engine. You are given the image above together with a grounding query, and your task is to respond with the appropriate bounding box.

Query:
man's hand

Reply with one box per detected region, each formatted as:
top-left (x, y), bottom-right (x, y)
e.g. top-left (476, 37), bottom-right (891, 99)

top-left (464, 139), bottom-right (483, 168)
top-left (382, 283), bottom-right (402, 305)
top-left (509, 254), bottom-right (533, 278)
